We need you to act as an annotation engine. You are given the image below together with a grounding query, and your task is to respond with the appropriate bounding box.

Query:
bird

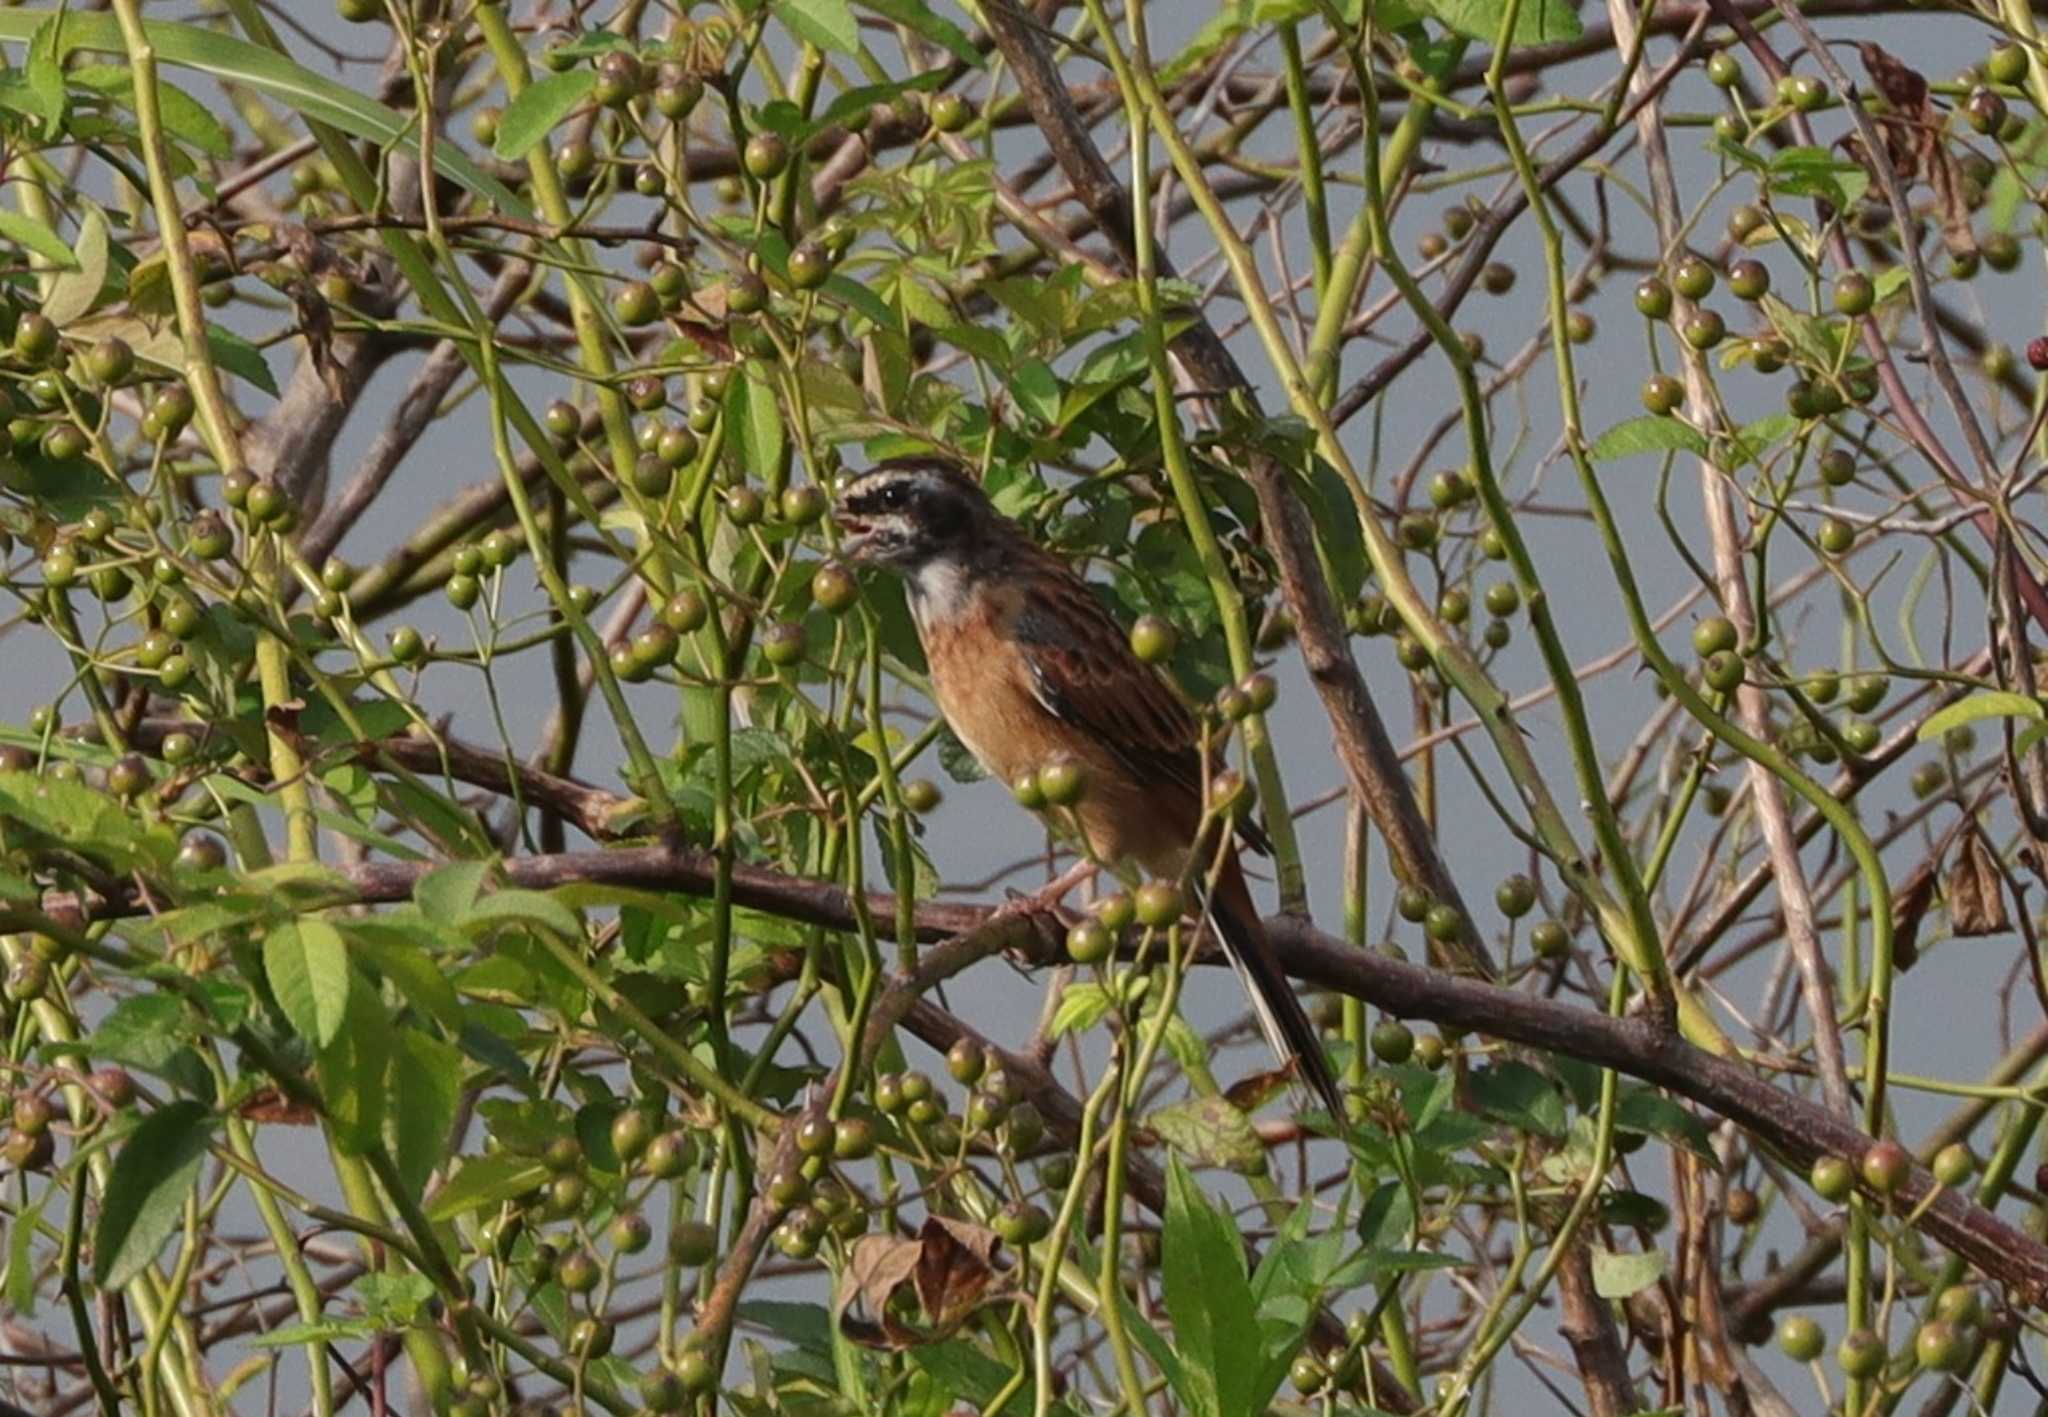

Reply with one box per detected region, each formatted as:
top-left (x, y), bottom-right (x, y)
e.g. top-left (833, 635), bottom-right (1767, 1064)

top-left (833, 457), bottom-right (1344, 1119)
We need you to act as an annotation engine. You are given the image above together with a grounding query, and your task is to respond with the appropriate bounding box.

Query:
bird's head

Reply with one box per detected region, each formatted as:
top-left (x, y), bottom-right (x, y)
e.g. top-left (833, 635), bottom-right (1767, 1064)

top-left (832, 459), bottom-right (995, 572)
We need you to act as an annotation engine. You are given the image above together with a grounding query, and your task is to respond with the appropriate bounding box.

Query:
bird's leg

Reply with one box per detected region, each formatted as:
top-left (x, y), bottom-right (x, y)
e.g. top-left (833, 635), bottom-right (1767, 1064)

top-left (991, 857), bottom-right (1099, 923)
top-left (1032, 857), bottom-right (1100, 909)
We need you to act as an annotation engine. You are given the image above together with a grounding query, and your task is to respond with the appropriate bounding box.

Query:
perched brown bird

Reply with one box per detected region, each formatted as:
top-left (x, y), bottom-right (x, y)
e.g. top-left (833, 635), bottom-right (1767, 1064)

top-left (834, 458), bottom-right (1342, 1117)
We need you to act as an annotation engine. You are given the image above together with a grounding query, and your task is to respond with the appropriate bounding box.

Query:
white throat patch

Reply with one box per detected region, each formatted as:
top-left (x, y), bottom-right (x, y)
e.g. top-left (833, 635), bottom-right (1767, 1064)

top-left (908, 558), bottom-right (973, 628)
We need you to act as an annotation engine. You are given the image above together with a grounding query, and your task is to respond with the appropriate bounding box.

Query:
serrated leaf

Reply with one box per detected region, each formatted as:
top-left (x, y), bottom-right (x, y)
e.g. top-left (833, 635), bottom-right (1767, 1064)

top-left (75, 993), bottom-right (193, 1074)
top-left (463, 888), bottom-right (583, 942)
top-left (1049, 983), bottom-right (1111, 1039)
top-left (775, 0), bottom-right (859, 53)
top-left (4, 1190), bottom-right (44, 1314)
top-left (1589, 415), bottom-right (1707, 463)
top-left (423, 1151), bottom-right (550, 1221)
top-left (1768, 146), bottom-right (1870, 210)
top-left (1590, 1245), bottom-right (1665, 1298)
top-left (1149, 1093), bottom-right (1266, 1174)
top-left (341, 920), bottom-right (463, 1031)
top-left (1760, 293), bottom-right (1839, 371)
top-left (1918, 690), bottom-right (2044, 742)
top-left (1468, 1061), bottom-right (1566, 1138)
top-left (387, 1029), bottom-right (460, 1202)
top-left (249, 1318), bottom-right (379, 1347)
top-left (1721, 412), bottom-right (1800, 469)
top-left (264, 920), bottom-right (351, 1048)
top-left (416, 859), bottom-right (491, 925)
top-left (1426, 0), bottom-right (1581, 47)
top-left (0, 769), bottom-right (153, 868)
top-left (1160, 1157), bottom-right (1297, 1417)
top-left (1612, 1089), bottom-right (1717, 1162)
top-left (93, 1100), bottom-right (215, 1288)
top-left (316, 983), bottom-right (392, 1154)
top-left (493, 68), bottom-right (595, 161)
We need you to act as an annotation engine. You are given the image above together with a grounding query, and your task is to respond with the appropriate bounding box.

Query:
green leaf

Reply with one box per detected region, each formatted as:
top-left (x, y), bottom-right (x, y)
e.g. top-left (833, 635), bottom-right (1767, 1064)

top-left (1425, 0), bottom-right (1582, 47)
top-left (249, 1318), bottom-right (379, 1347)
top-left (1360, 1248), bottom-right (1464, 1277)
top-left (70, 65), bottom-right (232, 157)
top-left (734, 1301), bottom-right (834, 1354)
top-left (1049, 983), bottom-right (1111, 1039)
top-left (0, 14), bottom-right (525, 214)
top-left (264, 919), bottom-right (352, 1048)
top-left (206, 323), bottom-right (277, 396)
top-left (342, 919), bottom-right (463, 1031)
top-left (1468, 1061), bottom-right (1566, 1138)
top-left (416, 859), bottom-right (491, 925)
top-left (1010, 359), bottom-right (1061, 426)
top-left (1589, 415), bottom-right (1707, 464)
top-left (388, 1028), bottom-right (461, 1202)
top-left (1721, 412), bottom-right (1800, 469)
top-left (1589, 1245), bottom-right (1666, 1298)
top-left (424, 1151), bottom-right (549, 1222)
top-left (908, 1340), bottom-right (1042, 1417)
top-left (1161, 1156), bottom-right (1288, 1417)
top-left (1768, 146), bottom-right (1870, 210)
top-left (316, 983), bottom-right (392, 1154)
top-left (727, 363), bottom-right (786, 484)
top-left (774, 0), bottom-right (859, 54)
top-left (22, 15), bottom-right (63, 134)
top-left (4, 1189), bottom-right (44, 1314)
top-left (0, 769), bottom-right (155, 868)
top-left (857, 1), bottom-right (983, 66)
top-left (493, 69), bottom-right (595, 161)
top-left (1760, 293), bottom-right (1840, 371)
top-left (75, 993), bottom-right (193, 1075)
top-left (1917, 690), bottom-right (2045, 743)
top-left (1612, 1088), bottom-right (1716, 1162)
top-left (41, 204), bottom-right (110, 327)
top-left (1149, 1093), bottom-right (1266, 1174)
top-left (93, 1100), bottom-right (215, 1288)
top-left (0, 208), bottom-right (76, 269)
top-left (463, 888), bottom-right (583, 942)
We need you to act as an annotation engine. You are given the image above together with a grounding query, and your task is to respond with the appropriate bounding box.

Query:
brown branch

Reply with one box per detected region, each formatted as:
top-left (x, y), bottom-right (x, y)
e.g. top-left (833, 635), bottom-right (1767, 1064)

top-left (44, 838), bottom-right (2048, 1304)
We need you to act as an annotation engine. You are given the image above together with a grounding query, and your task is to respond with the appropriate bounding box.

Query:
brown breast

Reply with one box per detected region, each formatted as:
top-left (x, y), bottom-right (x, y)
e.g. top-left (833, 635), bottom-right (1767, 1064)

top-left (919, 593), bottom-right (1195, 873)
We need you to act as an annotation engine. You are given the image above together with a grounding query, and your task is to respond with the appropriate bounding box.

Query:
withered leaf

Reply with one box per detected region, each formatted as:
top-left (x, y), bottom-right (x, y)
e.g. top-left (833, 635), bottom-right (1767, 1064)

top-left (914, 1216), bottom-right (1002, 1329)
top-left (1223, 1062), bottom-right (1295, 1115)
top-left (1890, 857), bottom-right (1939, 972)
top-left (1850, 42), bottom-right (1977, 257)
top-left (1947, 830), bottom-right (2011, 937)
top-left (837, 1232), bottom-right (922, 1327)
top-left (237, 1087), bottom-right (316, 1125)
top-left (835, 1218), bottom-right (1007, 1351)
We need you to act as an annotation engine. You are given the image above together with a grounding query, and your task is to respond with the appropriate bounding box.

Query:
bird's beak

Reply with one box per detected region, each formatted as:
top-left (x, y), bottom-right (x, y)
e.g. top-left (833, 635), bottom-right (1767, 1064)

top-left (833, 512), bottom-right (877, 561)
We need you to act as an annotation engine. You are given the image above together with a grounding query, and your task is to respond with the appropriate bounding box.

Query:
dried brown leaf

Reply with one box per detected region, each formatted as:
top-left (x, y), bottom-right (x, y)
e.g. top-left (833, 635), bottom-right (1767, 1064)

top-left (1890, 858), bottom-right (1940, 972)
top-left (915, 1216), bottom-right (1002, 1330)
top-left (837, 1232), bottom-right (921, 1325)
top-left (1948, 830), bottom-right (2011, 936)
top-left (1852, 43), bottom-right (1977, 256)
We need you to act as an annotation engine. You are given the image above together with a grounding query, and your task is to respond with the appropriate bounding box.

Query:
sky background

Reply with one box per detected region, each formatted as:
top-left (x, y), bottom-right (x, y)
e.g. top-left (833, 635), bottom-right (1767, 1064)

top-left (1, 0), bottom-right (2041, 1411)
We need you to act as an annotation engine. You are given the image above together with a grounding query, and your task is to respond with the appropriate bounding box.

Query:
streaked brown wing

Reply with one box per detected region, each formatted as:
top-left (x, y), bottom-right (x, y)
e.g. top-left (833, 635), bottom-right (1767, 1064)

top-left (1001, 561), bottom-right (1207, 807)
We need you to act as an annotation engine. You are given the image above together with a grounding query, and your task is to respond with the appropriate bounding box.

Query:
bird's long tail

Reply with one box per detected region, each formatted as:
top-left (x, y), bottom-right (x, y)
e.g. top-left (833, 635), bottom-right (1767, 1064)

top-left (1199, 856), bottom-right (1346, 1122)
